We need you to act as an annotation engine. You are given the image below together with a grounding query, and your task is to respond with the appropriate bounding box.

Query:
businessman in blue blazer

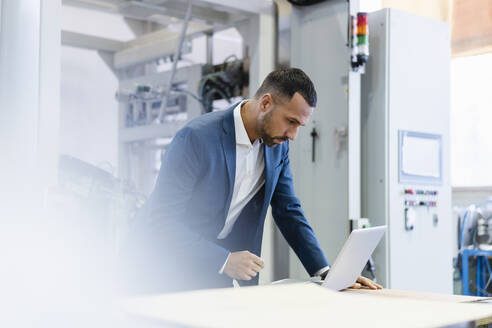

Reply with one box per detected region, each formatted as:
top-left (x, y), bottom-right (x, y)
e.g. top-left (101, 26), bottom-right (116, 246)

top-left (123, 68), bottom-right (381, 293)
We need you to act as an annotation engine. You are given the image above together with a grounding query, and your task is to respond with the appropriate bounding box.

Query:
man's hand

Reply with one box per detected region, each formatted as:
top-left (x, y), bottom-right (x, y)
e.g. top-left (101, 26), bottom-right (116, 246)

top-left (223, 251), bottom-right (264, 281)
top-left (350, 276), bottom-right (383, 290)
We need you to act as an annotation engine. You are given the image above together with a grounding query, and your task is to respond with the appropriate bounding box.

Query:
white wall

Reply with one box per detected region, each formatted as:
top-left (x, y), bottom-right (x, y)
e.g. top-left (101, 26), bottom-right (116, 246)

top-left (60, 45), bottom-right (120, 171)
top-left (212, 28), bottom-right (244, 64)
top-left (451, 54), bottom-right (492, 187)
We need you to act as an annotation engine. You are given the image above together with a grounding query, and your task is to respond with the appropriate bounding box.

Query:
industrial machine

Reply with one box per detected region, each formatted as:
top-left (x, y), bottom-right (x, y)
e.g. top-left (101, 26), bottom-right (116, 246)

top-left (115, 59), bottom-right (249, 194)
top-left (115, 64), bottom-right (204, 195)
top-left (455, 200), bottom-right (492, 295)
top-left (61, 0), bottom-right (276, 197)
top-left (458, 200), bottom-right (492, 250)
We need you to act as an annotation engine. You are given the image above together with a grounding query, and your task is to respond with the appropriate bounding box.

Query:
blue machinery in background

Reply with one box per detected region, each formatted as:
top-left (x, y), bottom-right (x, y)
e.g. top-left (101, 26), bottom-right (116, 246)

top-left (458, 202), bottom-right (492, 296)
top-left (461, 249), bottom-right (492, 296)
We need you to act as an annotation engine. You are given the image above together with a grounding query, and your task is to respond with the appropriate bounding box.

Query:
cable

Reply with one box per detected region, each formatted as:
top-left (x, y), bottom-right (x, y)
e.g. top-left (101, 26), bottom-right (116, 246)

top-left (173, 88), bottom-right (203, 104)
top-left (173, 87), bottom-right (224, 112)
top-left (460, 210), bottom-right (469, 250)
top-left (485, 257), bottom-right (492, 291)
top-left (223, 54), bottom-right (238, 64)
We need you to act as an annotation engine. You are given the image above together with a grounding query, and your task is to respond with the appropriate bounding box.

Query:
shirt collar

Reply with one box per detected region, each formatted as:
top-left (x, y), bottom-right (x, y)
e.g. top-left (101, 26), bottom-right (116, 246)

top-left (233, 100), bottom-right (255, 147)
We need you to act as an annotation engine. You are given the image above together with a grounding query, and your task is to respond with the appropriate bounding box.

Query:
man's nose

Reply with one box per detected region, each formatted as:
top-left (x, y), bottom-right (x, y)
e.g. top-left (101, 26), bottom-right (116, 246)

top-left (286, 126), bottom-right (298, 141)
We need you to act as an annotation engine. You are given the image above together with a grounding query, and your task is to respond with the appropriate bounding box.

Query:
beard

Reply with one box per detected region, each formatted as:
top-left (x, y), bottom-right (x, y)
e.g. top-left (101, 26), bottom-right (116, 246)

top-left (258, 108), bottom-right (288, 147)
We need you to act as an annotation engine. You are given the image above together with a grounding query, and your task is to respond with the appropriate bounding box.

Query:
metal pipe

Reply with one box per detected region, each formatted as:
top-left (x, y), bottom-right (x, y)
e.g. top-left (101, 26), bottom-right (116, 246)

top-left (158, 0), bottom-right (192, 121)
top-left (126, 0), bottom-right (169, 15)
top-left (272, 0), bottom-right (279, 69)
top-left (205, 32), bottom-right (213, 65)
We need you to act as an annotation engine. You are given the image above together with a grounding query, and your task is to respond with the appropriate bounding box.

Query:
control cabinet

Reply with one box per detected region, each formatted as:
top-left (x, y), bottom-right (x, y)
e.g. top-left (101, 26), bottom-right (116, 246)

top-left (361, 9), bottom-right (453, 293)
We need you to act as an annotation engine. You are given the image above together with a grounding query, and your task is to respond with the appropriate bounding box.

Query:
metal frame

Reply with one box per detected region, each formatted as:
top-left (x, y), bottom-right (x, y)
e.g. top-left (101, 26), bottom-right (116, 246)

top-left (61, 0), bottom-right (276, 70)
top-left (63, 0), bottom-right (232, 25)
top-left (62, 0), bottom-right (276, 185)
top-left (61, 23), bottom-right (207, 69)
top-left (61, 30), bottom-right (123, 52)
top-left (62, 0), bottom-right (273, 21)
top-left (113, 21), bottom-right (208, 69)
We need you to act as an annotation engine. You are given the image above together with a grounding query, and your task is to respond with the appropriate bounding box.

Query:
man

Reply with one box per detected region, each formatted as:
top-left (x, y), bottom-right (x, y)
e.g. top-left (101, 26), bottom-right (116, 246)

top-left (123, 68), bottom-right (381, 293)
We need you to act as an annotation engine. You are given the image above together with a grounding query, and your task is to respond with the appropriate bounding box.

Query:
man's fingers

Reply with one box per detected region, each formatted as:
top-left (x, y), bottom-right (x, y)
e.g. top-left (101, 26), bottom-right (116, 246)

top-left (240, 273), bottom-right (252, 281)
top-left (351, 282), bottom-right (362, 289)
top-left (371, 280), bottom-right (383, 289)
top-left (371, 282), bottom-right (383, 289)
top-left (366, 279), bottom-right (378, 289)
top-left (251, 262), bottom-right (263, 273)
top-left (250, 254), bottom-right (264, 269)
top-left (236, 265), bottom-right (257, 280)
top-left (369, 281), bottom-right (381, 289)
top-left (226, 251), bottom-right (265, 281)
top-left (357, 277), bottom-right (372, 288)
top-left (357, 276), bottom-right (383, 290)
top-left (225, 251), bottom-right (265, 281)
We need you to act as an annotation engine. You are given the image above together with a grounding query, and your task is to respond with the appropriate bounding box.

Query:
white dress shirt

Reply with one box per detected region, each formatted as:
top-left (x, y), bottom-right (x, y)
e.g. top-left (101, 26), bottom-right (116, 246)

top-left (218, 101), bottom-right (265, 240)
top-left (217, 101), bottom-right (329, 278)
top-left (218, 101), bottom-right (265, 273)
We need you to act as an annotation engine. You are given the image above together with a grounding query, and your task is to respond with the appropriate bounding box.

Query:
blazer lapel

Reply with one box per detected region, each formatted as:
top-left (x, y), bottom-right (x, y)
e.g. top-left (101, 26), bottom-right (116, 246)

top-left (263, 145), bottom-right (275, 209)
top-left (221, 108), bottom-right (236, 219)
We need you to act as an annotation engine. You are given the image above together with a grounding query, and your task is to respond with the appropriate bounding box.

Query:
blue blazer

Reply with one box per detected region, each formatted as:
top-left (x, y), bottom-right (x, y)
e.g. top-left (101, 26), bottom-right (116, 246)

top-left (125, 103), bottom-right (328, 293)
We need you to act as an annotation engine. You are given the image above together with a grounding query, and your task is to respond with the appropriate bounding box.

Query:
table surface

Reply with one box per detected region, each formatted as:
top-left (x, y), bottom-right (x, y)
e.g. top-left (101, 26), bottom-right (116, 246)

top-left (121, 284), bottom-right (492, 328)
top-left (342, 287), bottom-right (492, 303)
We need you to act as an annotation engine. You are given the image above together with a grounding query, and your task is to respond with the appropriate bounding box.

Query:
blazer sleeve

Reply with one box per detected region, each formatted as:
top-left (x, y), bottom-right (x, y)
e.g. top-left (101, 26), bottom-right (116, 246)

top-left (270, 145), bottom-right (329, 276)
top-left (142, 127), bottom-right (229, 272)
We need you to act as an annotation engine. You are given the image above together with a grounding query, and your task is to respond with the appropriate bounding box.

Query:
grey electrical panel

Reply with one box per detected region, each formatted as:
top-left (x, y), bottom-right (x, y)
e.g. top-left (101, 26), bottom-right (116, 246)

top-left (361, 9), bottom-right (453, 293)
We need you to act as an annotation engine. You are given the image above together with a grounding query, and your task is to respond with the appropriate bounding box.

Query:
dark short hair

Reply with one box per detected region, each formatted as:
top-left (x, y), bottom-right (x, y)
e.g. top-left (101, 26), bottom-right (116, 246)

top-left (254, 68), bottom-right (317, 107)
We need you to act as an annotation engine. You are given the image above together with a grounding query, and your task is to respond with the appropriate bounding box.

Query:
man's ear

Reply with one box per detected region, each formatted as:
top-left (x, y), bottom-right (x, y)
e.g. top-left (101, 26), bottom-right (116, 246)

top-left (259, 93), bottom-right (274, 113)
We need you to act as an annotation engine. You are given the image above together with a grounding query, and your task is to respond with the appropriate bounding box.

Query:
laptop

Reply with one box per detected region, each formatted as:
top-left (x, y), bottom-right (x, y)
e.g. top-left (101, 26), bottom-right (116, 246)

top-left (321, 225), bottom-right (387, 291)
